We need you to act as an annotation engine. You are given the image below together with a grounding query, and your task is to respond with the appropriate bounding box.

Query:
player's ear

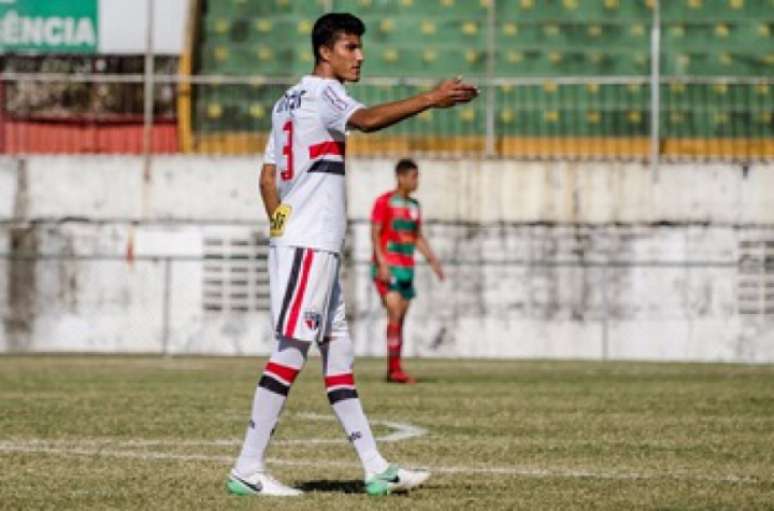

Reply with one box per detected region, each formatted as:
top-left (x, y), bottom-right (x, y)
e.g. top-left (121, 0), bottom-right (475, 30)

top-left (319, 44), bottom-right (333, 63)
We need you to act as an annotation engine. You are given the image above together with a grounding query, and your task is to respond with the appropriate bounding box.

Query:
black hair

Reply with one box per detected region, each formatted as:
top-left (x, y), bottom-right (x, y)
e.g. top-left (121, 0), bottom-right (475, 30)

top-left (395, 158), bottom-right (418, 175)
top-left (312, 13), bottom-right (366, 64)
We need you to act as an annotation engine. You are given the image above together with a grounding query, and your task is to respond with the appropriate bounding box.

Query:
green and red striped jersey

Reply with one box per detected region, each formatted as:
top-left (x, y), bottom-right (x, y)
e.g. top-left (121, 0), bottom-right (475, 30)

top-left (371, 191), bottom-right (422, 280)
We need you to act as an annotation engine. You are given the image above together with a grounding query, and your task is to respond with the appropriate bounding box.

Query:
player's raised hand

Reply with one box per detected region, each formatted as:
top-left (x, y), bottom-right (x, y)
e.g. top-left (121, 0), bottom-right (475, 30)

top-left (429, 76), bottom-right (479, 108)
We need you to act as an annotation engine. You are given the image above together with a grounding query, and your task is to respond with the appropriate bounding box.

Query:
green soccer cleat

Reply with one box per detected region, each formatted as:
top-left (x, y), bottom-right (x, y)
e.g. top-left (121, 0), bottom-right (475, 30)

top-left (364, 464), bottom-right (431, 496)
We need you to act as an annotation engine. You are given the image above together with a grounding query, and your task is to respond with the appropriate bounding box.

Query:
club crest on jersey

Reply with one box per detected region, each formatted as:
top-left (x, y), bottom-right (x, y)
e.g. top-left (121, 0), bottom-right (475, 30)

top-left (304, 311), bottom-right (322, 332)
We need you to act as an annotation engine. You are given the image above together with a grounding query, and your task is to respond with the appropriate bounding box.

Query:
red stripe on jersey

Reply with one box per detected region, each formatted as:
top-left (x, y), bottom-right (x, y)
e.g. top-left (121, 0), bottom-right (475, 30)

top-left (325, 373), bottom-right (355, 388)
top-left (396, 232), bottom-right (418, 244)
top-left (384, 253), bottom-right (415, 267)
top-left (309, 141), bottom-right (345, 159)
top-left (285, 249), bottom-right (315, 338)
top-left (265, 362), bottom-right (300, 383)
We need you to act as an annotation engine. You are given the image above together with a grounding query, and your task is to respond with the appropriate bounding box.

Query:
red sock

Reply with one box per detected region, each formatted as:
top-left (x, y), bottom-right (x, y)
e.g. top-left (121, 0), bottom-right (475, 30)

top-left (387, 322), bottom-right (402, 373)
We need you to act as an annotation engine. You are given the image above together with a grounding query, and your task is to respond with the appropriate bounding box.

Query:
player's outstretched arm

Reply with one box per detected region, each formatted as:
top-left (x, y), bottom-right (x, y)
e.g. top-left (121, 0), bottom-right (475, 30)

top-left (259, 163), bottom-right (280, 219)
top-left (347, 77), bottom-right (478, 133)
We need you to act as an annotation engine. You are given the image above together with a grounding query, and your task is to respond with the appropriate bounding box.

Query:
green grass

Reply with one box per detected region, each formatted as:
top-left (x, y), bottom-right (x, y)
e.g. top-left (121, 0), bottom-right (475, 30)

top-left (1, 356), bottom-right (773, 510)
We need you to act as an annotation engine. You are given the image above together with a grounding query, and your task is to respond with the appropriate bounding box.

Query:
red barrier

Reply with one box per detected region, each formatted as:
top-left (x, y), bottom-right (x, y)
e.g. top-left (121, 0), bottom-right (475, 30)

top-left (1, 120), bottom-right (178, 154)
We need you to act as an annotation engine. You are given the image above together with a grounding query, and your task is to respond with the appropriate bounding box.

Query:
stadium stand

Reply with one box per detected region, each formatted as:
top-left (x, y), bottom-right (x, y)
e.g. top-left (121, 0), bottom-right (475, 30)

top-left (1, 56), bottom-right (179, 154)
top-left (180, 0), bottom-right (772, 158)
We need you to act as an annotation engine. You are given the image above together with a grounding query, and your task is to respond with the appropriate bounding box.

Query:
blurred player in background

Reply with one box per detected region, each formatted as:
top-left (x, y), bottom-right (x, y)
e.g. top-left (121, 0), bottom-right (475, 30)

top-left (371, 159), bottom-right (444, 384)
top-left (227, 12), bottom-right (477, 497)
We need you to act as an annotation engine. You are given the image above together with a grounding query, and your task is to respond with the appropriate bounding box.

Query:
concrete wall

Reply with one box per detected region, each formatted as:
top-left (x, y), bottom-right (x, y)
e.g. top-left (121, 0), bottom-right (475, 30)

top-left (1, 156), bottom-right (773, 361)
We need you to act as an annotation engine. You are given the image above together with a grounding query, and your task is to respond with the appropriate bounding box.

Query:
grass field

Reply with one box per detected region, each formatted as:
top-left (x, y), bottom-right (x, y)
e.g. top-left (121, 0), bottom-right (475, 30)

top-left (1, 355), bottom-right (773, 510)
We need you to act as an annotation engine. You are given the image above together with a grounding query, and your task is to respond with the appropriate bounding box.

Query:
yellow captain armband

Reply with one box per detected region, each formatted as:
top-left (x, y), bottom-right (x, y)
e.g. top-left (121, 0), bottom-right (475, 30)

top-left (269, 203), bottom-right (292, 237)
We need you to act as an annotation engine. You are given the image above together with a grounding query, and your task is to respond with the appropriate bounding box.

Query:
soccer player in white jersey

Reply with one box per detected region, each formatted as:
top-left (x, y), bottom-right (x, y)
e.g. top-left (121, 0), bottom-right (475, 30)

top-left (227, 12), bottom-right (478, 497)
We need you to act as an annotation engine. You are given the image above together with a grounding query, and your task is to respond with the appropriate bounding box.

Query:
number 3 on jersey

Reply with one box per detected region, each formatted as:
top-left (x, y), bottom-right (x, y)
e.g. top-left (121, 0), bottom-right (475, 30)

top-left (280, 120), bottom-right (293, 181)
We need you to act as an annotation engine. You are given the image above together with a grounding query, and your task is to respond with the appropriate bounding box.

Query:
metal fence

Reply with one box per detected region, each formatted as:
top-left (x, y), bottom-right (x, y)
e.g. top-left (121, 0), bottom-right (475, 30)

top-left (0, 71), bottom-right (771, 163)
top-left (0, 0), bottom-right (772, 163)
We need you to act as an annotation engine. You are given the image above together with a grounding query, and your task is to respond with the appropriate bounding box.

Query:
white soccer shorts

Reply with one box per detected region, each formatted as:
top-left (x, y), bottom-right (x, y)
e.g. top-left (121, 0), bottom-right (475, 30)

top-left (269, 245), bottom-right (345, 343)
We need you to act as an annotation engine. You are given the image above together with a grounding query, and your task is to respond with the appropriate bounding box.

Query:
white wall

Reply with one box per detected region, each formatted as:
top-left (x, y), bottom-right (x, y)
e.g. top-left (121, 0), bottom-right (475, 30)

top-left (348, 159), bottom-right (774, 224)
top-left (0, 158), bottom-right (17, 218)
top-left (14, 156), bottom-right (774, 224)
top-left (1, 156), bottom-right (773, 362)
top-left (17, 156), bottom-right (260, 221)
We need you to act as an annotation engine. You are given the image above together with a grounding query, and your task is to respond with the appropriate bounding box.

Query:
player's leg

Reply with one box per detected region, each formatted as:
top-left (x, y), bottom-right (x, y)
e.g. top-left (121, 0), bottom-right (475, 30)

top-left (321, 276), bottom-right (387, 476)
top-left (228, 337), bottom-right (309, 496)
top-left (383, 291), bottom-right (414, 383)
top-left (372, 269), bottom-right (408, 380)
top-left (320, 278), bottom-right (429, 495)
top-left (229, 246), bottom-right (332, 497)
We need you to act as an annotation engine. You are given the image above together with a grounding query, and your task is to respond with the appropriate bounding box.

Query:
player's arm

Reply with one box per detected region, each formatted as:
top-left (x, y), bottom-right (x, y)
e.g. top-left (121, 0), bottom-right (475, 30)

top-left (259, 163), bottom-right (280, 219)
top-left (347, 77), bottom-right (478, 133)
top-left (371, 220), bottom-right (391, 282)
top-left (415, 227), bottom-right (444, 281)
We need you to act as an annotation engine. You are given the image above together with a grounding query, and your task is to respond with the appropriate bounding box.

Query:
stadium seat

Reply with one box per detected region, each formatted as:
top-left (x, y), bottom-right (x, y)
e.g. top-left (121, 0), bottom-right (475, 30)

top-left (188, 0), bottom-right (774, 152)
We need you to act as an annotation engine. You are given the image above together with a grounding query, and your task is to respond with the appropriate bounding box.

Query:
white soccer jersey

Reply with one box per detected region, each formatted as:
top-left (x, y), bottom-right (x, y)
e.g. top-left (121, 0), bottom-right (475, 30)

top-left (263, 75), bottom-right (364, 254)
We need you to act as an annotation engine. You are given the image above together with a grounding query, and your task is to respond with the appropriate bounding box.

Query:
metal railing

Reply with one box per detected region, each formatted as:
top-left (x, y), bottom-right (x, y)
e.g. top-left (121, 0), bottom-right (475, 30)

top-left (0, 72), bottom-right (771, 163)
top-left (0, 0), bottom-right (772, 163)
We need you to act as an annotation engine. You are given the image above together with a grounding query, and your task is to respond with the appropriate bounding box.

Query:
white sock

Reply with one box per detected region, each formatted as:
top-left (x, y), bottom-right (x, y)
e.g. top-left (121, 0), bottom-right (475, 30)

top-left (330, 396), bottom-right (390, 478)
top-left (234, 338), bottom-right (309, 476)
top-left (320, 333), bottom-right (389, 479)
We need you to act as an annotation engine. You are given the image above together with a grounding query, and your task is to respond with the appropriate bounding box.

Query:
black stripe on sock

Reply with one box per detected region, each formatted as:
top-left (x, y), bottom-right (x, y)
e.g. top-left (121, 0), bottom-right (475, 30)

top-left (276, 247), bottom-right (304, 337)
top-left (259, 374), bottom-right (290, 396)
top-left (327, 388), bottom-right (359, 404)
top-left (308, 160), bottom-right (345, 175)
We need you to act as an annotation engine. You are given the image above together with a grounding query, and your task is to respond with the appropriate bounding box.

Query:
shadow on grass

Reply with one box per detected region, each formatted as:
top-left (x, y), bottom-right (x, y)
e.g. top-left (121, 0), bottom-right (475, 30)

top-left (297, 479), bottom-right (364, 494)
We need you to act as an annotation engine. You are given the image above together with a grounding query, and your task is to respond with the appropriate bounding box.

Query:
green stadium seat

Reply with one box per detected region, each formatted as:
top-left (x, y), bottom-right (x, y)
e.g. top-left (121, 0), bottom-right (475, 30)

top-left (192, 0), bottom-right (774, 145)
top-left (661, 0), bottom-right (772, 22)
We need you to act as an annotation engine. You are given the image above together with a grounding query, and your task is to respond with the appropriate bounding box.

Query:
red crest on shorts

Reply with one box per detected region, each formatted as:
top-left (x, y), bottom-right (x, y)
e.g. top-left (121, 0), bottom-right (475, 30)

top-left (304, 311), bottom-right (322, 331)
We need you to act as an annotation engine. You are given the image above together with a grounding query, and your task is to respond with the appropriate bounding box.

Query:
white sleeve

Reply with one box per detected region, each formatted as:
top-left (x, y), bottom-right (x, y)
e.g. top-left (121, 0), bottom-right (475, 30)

top-left (262, 133), bottom-right (276, 165)
top-left (319, 82), bottom-right (364, 135)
